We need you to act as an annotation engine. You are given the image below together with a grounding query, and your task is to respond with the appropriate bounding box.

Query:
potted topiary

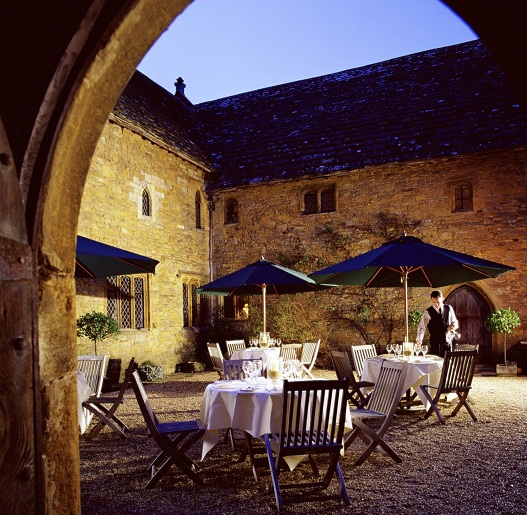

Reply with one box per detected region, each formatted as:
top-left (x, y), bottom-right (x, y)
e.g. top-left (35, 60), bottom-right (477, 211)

top-left (484, 307), bottom-right (522, 375)
top-left (76, 311), bottom-right (120, 355)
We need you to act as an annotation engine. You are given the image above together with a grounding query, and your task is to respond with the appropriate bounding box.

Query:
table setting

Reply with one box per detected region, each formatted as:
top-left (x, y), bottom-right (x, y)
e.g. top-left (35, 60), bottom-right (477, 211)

top-left (199, 357), bottom-right (348, 465)
top-left (362, 345), bottom-right (444, 410)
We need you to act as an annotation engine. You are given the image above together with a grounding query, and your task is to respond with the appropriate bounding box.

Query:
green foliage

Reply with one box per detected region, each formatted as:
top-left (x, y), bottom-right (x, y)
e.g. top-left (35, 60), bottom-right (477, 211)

top-left (408, 309), bottom-right (423, 329)
top-left (484, 307), bottom-right (522, 365)
top-left (76, 311), bottom-right (119, 354)
top-left (138, 361), bottom-right (163, 382)
top-left (484, 308), bottom-right (522, 334)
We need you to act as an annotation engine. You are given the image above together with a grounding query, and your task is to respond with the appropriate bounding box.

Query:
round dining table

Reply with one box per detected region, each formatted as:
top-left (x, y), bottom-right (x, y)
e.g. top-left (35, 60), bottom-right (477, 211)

top-left (361, 354), bottom-right (444, 410)
top-left (199, 377), bottom-right (353, 472)
top-left (199, 378), bottom-right (282, 460)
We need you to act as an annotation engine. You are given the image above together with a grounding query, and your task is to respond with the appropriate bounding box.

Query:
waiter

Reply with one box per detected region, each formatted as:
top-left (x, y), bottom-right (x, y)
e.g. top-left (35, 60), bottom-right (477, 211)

top-left (416, 290), bottom-right (459, 356)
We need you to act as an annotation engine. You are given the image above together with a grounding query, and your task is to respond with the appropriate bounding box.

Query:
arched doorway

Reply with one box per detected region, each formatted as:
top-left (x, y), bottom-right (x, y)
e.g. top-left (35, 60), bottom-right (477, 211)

top-left (446, 285), bottom-right (492, 366)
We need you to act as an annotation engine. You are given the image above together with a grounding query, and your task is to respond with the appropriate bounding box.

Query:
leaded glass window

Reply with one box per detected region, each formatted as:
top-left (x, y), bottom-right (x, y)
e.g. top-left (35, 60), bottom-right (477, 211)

top-left (225, 198), bottom-right (239, 224)
top-left (454, 183), bottom-right (473, 211)
top-left (183, 283), bottom-right (189, 327)
top-left (142, 189), bottom-right (150, 216)
top-left (304, 191), bottom-right (317, 214)
top-left (320, 188), bottom-right (335, 212)
top-left (120, 276), bottom-right (132, 328)
top-left (134, 277), bottom-right (145, 329)
top-left (195, 191), bottom-right (202, 229)
top-left (106, 275), bottom-right (149, 330)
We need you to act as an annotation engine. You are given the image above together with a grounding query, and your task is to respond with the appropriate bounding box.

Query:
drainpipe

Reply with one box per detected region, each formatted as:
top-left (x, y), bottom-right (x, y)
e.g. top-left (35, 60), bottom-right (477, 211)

top-left (206, 193), bottom-right (217, 325)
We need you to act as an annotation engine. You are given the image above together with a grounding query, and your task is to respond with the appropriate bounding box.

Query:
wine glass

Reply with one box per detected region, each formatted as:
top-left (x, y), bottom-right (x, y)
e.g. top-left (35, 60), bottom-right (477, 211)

top-left (386, 343), bottom-right (393, 357)
top-left (242, 360), bottom-right (253, 382)
top-left (414, 342), bottom-right (422, 357)
top-left (421, 344), bottom-right (429, 358)
top-left (253, 360), bottom-right (263, 381)
top-left (290, 359), bottom-right (302, 379)
top-left (394, 344), bottom-right (402, 358)
top-left (282, 360), bottom-right (292, 379)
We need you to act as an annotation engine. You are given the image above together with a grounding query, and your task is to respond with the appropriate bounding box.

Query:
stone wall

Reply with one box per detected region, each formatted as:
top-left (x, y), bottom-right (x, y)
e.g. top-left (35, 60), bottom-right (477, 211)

top-left (77, 120), bottom-right (210, 374)
top-left (209, 147), bottom-right (527, 358)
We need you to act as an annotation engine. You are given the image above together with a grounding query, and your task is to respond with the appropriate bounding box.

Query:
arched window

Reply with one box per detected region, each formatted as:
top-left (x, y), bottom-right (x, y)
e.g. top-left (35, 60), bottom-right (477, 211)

top-left (320, 188), bottom-right (336, 213)
top-left (303, 190), bottom-right (317, 214)
top-left (453, 183), bottom-right (473, 212)
top-left (195, 191), bottom-right (202, 228)
top-left (142, 189), bottom-right (151, 216)
top-left (225, 198), bottom-right (239, 224)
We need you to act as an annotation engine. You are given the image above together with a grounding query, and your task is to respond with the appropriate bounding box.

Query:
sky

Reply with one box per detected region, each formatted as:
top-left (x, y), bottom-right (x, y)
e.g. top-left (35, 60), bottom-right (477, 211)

top-left (137, 0), bottom-right (477, 105)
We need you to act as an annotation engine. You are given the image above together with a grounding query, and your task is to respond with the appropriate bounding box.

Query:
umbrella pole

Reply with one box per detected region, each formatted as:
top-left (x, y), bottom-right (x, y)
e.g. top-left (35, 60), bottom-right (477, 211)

top-left (262, 284), bottom-right (267, 335)
top-left (403, 270), bottom-right (409, 342)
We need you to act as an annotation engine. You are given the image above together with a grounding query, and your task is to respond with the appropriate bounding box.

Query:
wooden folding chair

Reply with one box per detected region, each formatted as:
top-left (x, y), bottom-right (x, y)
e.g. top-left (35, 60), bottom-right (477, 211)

top-left (131, 371), bottom-right (205, 488)
top-left (300, 339), bottom-right (320, 378)
top-left (344, 359), bottom-right (407, 466)
top-left (420, 349), bottom-right (478, 424)
top-left (82, 357), bottom-right (135, 439)
top-left (350, 344), bottom-right (377, 379)
top-left (264, 379), bottom-right (350, 511)
top-left (207, 342), bottom-right (224, 378)
top-left (225, 339), bottom-right (246, 358)
top-left (280, 343), bottom-right (302, 361)
top-left (330, 350), bottom-right (375, 408)
top-left (77, 355), bottom-right (108, 429)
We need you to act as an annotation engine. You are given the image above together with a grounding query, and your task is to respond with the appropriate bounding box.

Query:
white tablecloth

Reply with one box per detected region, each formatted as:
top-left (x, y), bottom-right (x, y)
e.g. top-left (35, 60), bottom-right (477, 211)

top-left (76, 371), bottom-right (92, 434)
top-left (362, 355), bottom-right (444, 409)
top-left (199, 378), bottom-right (352, 468)
top-left (231, 347), bottom-right (280, 370)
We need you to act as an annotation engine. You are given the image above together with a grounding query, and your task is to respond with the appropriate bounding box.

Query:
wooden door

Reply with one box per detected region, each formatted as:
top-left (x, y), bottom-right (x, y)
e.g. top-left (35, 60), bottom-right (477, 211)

top-left (446, 286), bottom-right (492, 365)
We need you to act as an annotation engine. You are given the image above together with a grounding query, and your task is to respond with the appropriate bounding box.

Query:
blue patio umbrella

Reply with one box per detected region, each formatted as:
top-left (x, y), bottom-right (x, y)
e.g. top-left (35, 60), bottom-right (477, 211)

top-left (197, 259), bottom-right (333, 334)
top-left (75, 235), bottom-right (159, 278)
top-left (310, 233), bottom-right (515, 341)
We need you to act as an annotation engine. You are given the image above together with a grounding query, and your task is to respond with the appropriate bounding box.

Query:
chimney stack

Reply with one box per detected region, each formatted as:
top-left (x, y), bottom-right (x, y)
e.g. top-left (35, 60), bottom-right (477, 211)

top-left (174, 77), bottom-right (186, 96)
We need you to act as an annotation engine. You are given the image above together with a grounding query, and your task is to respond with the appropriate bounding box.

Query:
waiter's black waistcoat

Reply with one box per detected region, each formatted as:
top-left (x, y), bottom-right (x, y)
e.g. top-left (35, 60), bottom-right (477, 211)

top-left (426, 305), bottom-right (450, 345)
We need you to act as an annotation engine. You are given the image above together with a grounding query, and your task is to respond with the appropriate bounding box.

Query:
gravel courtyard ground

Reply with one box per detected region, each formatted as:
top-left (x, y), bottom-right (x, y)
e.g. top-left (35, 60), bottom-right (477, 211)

top-left (79, 370), bottom-right (527, 514)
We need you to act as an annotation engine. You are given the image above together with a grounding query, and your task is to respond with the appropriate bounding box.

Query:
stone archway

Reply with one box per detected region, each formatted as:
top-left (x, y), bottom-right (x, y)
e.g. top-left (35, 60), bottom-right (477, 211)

top-left (446, 285), bottom-right (492, 366)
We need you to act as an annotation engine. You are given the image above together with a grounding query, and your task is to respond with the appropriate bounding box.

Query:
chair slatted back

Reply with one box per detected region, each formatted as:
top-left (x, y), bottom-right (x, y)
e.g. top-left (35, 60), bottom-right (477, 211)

top-left (300, 339), bottom-right (320, 365)
top-left (77, 355), bottom-right (108, 396)
top-left (440, 350), bottom-right (477, 393)
top-left (223, 358), bottom-right (263, 380)
top-left (225, 339), bottom-right (246, 358)
top-left (207, 342), bottom-right (224, 377)
top-left (279, 379), bottom-right (349, 456)
top-left (280, 343), bottom-right (303, 361)
top-left (131, 370), bottom-right (161, 435)
top-left (365, 359), bottom-right (407, 431)
top-left (350, 344), bottom-right (377, 378)
top-left (331, 350), bottom-right (354, 382)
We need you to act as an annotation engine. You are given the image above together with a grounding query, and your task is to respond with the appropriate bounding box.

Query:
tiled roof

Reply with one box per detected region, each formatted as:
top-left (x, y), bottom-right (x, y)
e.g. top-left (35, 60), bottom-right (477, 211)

top-left (112, 71), bottom-right (215, 172)
top-left (193, 40), bottom-right (527, 189)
